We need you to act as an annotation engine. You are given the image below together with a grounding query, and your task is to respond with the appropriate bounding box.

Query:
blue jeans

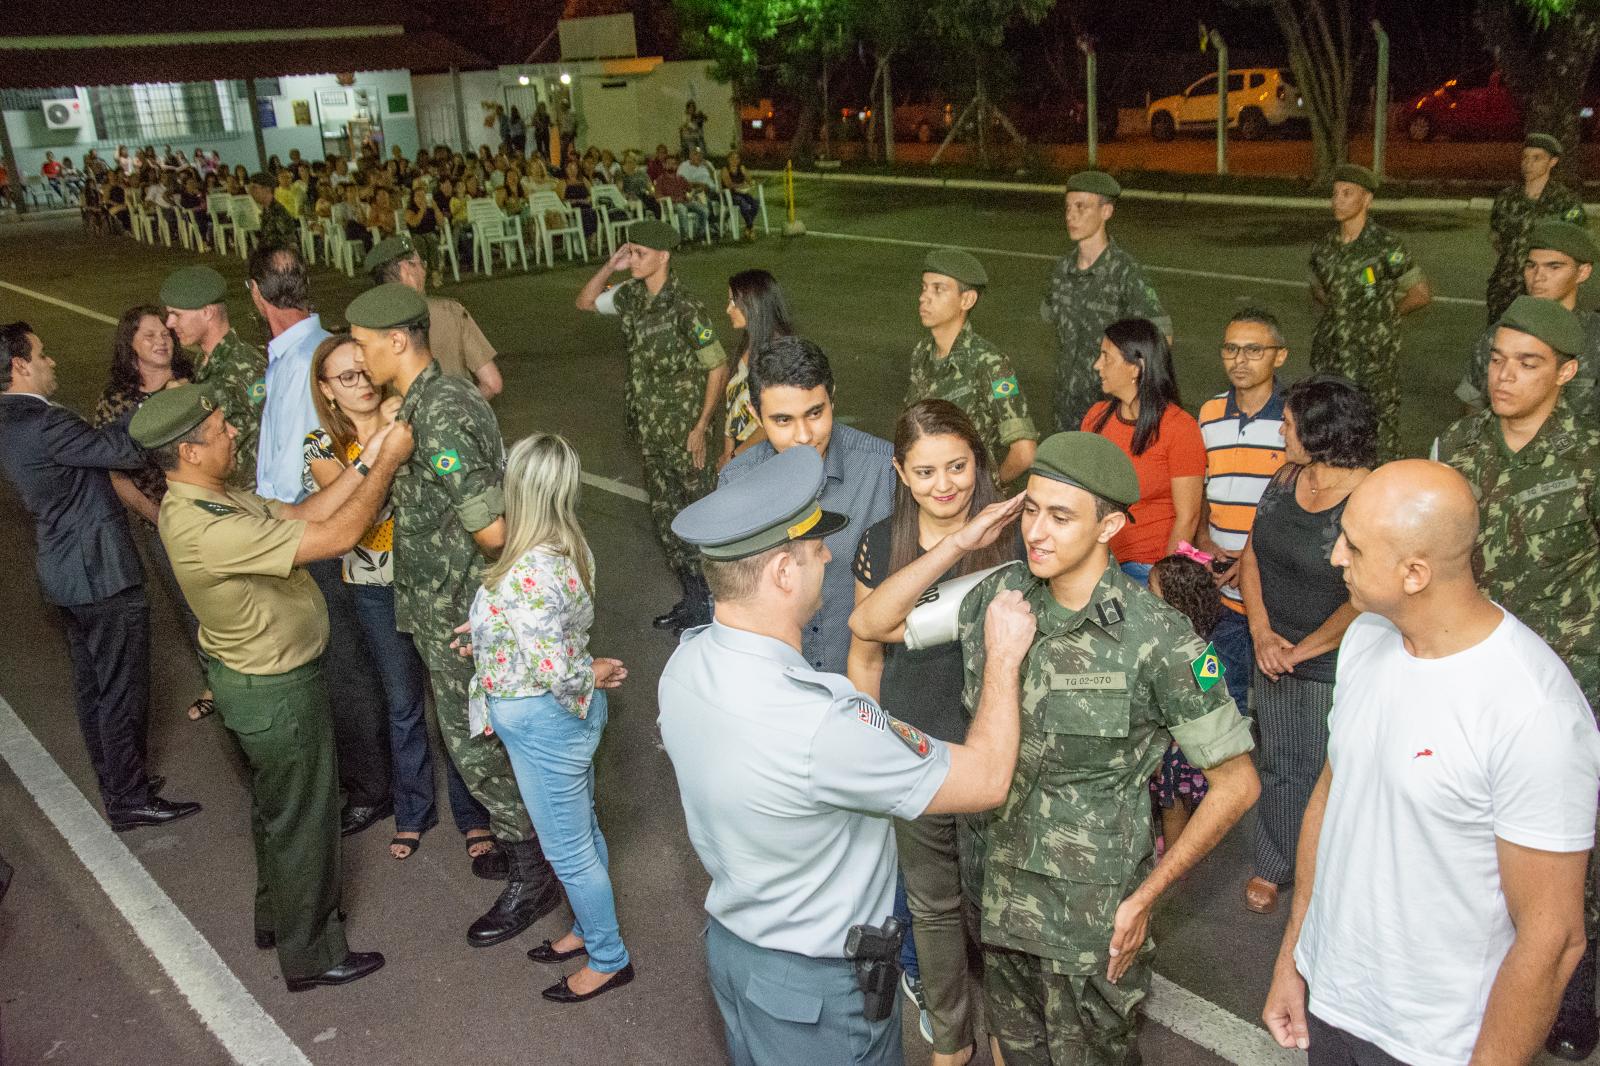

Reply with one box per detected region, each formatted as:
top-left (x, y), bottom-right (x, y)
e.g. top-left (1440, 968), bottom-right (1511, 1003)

top-left (349, 583), bottom-right (489, 834)
top-left (489, 689), bottom-right (629, 973)
top-left (1120, 561), bottom-right (1153, 586)
top-left (893, 873), bottom-right (920, 978)
top-left (1210, 607), bottom-right (1255, 717)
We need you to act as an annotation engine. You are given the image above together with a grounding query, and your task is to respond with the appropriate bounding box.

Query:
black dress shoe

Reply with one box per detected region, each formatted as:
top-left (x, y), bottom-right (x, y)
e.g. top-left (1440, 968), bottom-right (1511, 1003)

top-left (541, 961), bottom-right (635, 1004)
top-left (285, 951), bottom-right (385, 992)
top-left (651, 600), bottom-right (692, 630)
top-left (109, 796), bottom-right (202, 832)
top-left (527, 939), bottom-right (587, 964)
top-left (340, 801), bottom-right (393, 837)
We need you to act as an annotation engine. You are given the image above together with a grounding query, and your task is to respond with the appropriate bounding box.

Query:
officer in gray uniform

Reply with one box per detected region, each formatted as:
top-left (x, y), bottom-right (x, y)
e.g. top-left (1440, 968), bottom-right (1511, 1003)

top-left (658, 444), bottom-right (1039, 1066)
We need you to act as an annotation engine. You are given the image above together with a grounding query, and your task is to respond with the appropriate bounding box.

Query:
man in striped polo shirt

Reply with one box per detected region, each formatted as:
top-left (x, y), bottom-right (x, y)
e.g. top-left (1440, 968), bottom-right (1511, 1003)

top-left (1197, 308), bottom-right (1289, 716)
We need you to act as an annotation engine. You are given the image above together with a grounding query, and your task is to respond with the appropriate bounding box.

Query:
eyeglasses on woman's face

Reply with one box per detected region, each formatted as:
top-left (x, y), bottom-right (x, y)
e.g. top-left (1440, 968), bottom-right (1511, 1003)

top-left (322, 368), bottom-right (371, 389)
top-left (1220, 343), bottom-right (1284, 362)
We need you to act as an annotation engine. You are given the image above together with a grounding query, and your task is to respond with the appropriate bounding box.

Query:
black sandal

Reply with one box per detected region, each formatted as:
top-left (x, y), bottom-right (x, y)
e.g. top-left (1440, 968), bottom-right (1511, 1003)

top-left (186, 696), bottom-right (216, 721)
top-left (466, 834), bottom-right (507, 880)
top-left (390, 834), bottom-right (422, 860)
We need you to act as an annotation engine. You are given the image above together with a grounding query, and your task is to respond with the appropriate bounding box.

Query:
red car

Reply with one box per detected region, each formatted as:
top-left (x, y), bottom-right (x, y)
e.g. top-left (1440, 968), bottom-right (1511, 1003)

top-left (1402, 67), bottom-right (1600, 142)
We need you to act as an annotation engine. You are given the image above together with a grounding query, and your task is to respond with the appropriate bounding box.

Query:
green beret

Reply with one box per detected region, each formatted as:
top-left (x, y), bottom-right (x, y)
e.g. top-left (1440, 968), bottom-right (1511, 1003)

top-left (345, 283), bottom-right (428, 330)
top-left (1496, 295), bottom-right (1586, 357)
top-left (248, 172), bottom-right (273, 188)
top-left (1066, 170), bottom-right (1121, 199)
top-left (1331, 164), bottom-right (1379, 194)
top-left (1525, 132), bottom-right (1564, 157)
top-left (129, 384), bottom-right (216, 448)
top-left (628, 219), bottom-right (680, 251)
top-left (363, 235), bottom-right (419, 277)
top-left (159, 265), bottom-right (227, 310)
top-left (1029, 432), bottom-right (1140, 512)
top-left (1526, 220), bottom-right (1597, 264)
top-left (922, 248), bottom-right (987, 288)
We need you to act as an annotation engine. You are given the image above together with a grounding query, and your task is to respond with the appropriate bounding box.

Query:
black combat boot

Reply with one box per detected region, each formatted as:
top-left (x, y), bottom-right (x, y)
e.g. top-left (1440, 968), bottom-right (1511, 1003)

top-left (680, 572), bottom-right (713, 628)
top-left (652, 571), bottom-right (694, 630)
top-left (1547, 938), bottom-right (1599, 1061)
top-left (466, 837), bottom-right (563, 947)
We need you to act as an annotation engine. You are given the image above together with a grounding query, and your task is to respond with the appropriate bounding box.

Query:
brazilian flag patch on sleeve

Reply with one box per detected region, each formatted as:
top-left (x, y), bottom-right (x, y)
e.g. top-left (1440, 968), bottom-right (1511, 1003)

top-left (431, 450), bottom-right (461, 476)
top-left (248, 378), bottom-right (266, 404)
top-left (1189, 643), bottom-right (1223, 693)
top-left (991, 375), bottom-right (1019, 398)
top-left (691, 323), bottom-right (715, 348)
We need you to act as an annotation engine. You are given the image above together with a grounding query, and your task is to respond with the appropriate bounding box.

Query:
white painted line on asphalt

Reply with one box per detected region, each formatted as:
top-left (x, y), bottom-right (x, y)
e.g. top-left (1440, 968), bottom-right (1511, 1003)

top-left (0, 277), bottom-right (661, 507)
top-left (1150, 974), bottom-right (1301, 1065)
top-left (805, 229), bottom-right (1483, 307)
top-left (0, 280), bottom-right (119, 324)
top-left (0, 696), bottom-right (312, 1066)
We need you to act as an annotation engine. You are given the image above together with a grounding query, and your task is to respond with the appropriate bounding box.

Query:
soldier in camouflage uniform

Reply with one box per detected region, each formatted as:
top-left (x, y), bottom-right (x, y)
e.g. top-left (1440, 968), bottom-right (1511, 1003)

top-left (858, 433), bottom-right (1258, 1064)
top-left (1485, 134), bottom-right (1586, 324)
top-left (577, 220), bottom-right (729, 629)
top-left (249, 172), bottom-right (300, 251)
top-left (347, 284), bottom-right (560, 949)
top-left (1041, 171), bottom-right (1170, 434)
top-left (909, 247), bottom-right (1039, 485)
top-left (1459, 220), bottom-right (1600, 423)
top-left (159, 265), bottom-right (266, 493)
top-left (1308, 164), bottom-right (1432, 461)
top-left (1432, 295), bottom-right (1600, 1061)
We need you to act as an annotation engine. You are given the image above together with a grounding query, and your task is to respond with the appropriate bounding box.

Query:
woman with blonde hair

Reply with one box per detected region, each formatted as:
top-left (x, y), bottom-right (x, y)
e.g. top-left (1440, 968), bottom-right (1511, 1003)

top-left (468, 433), bottom-right (633, 1003)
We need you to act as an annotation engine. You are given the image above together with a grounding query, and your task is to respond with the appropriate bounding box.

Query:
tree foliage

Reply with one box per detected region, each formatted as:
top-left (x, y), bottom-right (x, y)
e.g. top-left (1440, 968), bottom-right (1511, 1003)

top-left (1479, 0), bottom-right (1600, 180)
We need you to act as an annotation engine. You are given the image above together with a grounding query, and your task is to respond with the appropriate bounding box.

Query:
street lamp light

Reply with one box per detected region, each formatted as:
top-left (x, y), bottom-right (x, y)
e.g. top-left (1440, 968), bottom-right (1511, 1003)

top-left (559, 72), bottom-right (572, 86)
top-left (518, 75), bottom-right (530, 87)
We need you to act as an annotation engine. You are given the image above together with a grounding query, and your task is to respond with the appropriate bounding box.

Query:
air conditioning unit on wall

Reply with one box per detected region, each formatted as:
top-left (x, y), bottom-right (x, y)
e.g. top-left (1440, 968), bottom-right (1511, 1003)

top-left (42, 98), bottom-right (88, 130)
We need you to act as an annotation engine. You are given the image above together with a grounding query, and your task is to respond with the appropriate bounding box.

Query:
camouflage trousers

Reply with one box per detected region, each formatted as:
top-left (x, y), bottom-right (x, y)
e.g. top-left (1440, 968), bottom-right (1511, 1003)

top-left (407, 610), bottom-right (533, 843)
top-left (1588, 806), bottom-right (1600, 939)
top-left (984, 945), bottom-right (1152, 1066)
top-left (642, 445), bottom-right (715, 577)
top-left (1053, 359), bottom-right (1103, 435)
top-left (1309, 336), bottom-right (1402, 462)
top-left (1484, 262), bottom-right (1523, 327)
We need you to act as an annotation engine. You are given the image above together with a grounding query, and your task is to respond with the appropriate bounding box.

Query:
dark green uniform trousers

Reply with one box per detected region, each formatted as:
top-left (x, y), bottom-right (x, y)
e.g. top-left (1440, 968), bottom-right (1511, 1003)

top-left (209, 657), bottom-right (348, 980)
top-left (985, 945), bottom-right (1151, 1066)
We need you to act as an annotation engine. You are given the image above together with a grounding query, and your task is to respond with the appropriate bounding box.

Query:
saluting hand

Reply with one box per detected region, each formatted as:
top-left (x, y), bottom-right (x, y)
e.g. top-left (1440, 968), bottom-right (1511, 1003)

top-left (951, 493), bottom-right (1026, 554)
top-left (606, 244), bottom-right (632, 272)
top-left (983, 589), bottom-right (1036, 667)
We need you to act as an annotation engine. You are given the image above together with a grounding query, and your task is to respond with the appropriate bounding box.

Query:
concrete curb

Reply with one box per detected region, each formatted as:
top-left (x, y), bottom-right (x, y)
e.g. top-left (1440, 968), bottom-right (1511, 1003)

top-left (754, 167), bottom-right (1600, 216)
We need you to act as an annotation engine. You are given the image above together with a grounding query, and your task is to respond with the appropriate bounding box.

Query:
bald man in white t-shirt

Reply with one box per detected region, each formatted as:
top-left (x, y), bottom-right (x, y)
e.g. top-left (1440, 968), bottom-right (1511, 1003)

top-left (1263, 460), bottom-right (1600, 1066)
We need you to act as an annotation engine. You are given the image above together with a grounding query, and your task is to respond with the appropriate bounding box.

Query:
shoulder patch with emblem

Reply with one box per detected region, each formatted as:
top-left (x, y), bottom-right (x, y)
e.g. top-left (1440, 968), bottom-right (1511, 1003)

top-left (856, 700), bottom-right (888, 732)
top-left (431, 450), bottom-right (461, 476)
top-left (888, 716), bottom-right (931, 758)
top-left (1387, 249), bottom-right (1405, 267)
top-left (193, 499), bottom-right (240, 517)
top-left (248, 378), bottom-right (266, 404)
top-left (1190, 642), bottom-right (1223, 693)
top-left (691, 322), bottom-right (715, 348)
top-left (1566, 207), bottom-right (1584, 222)
top-left (991, 375), bottom-right (1019, 399)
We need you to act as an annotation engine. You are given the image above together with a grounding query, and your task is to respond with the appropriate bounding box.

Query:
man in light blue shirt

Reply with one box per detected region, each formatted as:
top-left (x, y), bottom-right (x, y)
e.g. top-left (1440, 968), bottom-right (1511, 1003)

top-left (249, 245), bottom-right (328, 504)
top-left (720, 337), bottom-right (897, 673)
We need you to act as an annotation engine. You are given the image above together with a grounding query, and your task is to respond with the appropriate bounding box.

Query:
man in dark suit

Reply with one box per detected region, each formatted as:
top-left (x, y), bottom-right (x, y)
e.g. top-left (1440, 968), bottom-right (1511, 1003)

top-left (0, 322), bottom-right (200, 831)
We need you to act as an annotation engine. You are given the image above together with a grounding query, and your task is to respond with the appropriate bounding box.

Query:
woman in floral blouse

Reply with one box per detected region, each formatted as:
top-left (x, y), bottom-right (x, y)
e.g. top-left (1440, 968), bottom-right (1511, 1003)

top-left (303, 334), bottom-right (496, 866)
top-left (469, 433), bottom-right (633, 1004)
top-left (94, 305), bottom-right (212, 720)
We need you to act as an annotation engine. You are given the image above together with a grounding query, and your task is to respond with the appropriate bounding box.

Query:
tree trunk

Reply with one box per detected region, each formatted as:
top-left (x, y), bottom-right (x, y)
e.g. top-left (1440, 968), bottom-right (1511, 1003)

top-left (790, 95), bottom-right (819, 167)
top-left (1477, 0), bottom-right (1600, 182)
top-left (881, 54), bottom-right (896, 164)
top-left (1270, 0), bottom-right (1356, 185)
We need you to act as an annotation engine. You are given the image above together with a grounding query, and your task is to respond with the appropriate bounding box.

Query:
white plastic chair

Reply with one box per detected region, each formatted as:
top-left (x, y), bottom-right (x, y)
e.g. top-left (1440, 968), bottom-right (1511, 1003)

top-left (229, 195), bottom-right (260, 259)
top-left (206, 192), bottom-right (233, 254)
top-left (527, 190), bottom-right (587, 265)
top-left (438, 218), bottom-right (461, 283)
top-left (591, 184), bottom-right (644, 256)
top-left (323, 203), bottom-right (357, 277)
top-left (467, 197), bottom-right (527, 275)
top-left (716, 188), bottom-right (742, 241)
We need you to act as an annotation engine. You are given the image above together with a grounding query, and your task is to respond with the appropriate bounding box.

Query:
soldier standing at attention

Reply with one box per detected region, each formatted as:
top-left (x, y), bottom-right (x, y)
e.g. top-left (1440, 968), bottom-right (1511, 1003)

top-left (249, 171), bottom-right (299, 251)
top-left (1460, 221), bottom-right (1600, 422)
top-left (1486, 134), bottom-right (1585, 324)
top-left (362, 235), bottom-right (505, 400)
top-left (659, 444), bottom-right (1035, 1066)
top-left (1309, 163), bottom-right (1432, 461)
top-left (160, 265), bottom-right (267, 492)
top-left (1432, 296), bottom-right (1600, 1061)
top-left (346, 284), bottom-right (561, 948)
top-left (575, 220), bottom-right (730, 630)
top-left (1041, 171), bottom-right (1170, 432)
top-left (855, 433), bottom-right (1260, 1064)
top-left (131, 384), bottom-right (407, 991)
top-left (908, 248), bottom-right (1039, 484)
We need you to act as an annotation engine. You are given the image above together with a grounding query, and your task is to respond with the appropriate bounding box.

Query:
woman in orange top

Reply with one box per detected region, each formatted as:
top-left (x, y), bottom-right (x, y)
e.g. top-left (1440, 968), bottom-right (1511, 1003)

top-left (1080, 317), bottom-right (1206, 584)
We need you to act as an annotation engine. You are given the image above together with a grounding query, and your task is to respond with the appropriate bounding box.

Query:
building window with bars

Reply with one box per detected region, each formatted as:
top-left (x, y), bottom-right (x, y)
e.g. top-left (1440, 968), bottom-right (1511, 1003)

top-left (89, 81), bottom-right (236, 142)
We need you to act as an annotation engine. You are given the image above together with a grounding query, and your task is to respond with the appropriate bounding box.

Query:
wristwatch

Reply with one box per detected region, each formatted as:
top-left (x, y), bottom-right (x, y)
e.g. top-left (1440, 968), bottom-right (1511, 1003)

top-left (352, 458), bottom-right (372, 478)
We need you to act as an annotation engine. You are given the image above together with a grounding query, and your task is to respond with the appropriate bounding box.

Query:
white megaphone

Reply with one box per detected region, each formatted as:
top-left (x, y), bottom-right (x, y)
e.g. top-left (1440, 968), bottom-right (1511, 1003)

top-left (902, 563), bottom-right (1015, 651)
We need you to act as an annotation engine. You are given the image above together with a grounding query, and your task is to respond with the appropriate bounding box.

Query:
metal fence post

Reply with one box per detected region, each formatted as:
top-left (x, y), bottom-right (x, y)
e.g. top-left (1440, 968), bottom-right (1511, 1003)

top-left (1211, 29), bottom-right (1228, 175)
top-left (1079, 35), bottom-right (1098, 169)
top-left (1372, 20), bottom-right (1389, 180)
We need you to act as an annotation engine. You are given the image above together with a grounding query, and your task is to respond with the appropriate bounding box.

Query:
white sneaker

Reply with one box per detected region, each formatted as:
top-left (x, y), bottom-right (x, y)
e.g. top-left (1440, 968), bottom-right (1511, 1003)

top-left (900, 971), bottom-right (933, 1044)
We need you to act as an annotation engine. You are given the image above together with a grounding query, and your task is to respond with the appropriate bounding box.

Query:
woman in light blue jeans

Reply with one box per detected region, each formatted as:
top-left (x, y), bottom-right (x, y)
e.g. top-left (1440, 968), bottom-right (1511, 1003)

top-left (468, 433), bottom-right (633, 1004)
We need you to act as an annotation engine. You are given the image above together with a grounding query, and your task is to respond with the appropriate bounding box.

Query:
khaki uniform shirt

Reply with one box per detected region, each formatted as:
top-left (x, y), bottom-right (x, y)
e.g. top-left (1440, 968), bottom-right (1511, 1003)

top-left (427, 296), bottom-right (496, 382)
top-left (958, 561), bottom-right (1254, 973)
top-left (158, 479), bottom-right (327, 675)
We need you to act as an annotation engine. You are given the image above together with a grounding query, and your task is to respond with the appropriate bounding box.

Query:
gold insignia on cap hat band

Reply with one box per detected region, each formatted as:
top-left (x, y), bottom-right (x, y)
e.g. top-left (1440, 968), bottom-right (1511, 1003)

top-left (786, 506), bottom-right (822, 540)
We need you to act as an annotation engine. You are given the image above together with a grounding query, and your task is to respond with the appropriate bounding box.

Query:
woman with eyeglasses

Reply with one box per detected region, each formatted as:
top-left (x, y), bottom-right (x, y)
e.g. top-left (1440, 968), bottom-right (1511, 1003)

top-left (303, 335), bottom-right (498, 869)
top-left (1081, 317), bottom-right (1206, 585)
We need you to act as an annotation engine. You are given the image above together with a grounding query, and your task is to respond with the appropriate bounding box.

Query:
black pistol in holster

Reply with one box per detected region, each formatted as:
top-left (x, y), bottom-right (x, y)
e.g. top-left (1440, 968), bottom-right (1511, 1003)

top-left (845, 916), bottom-right (904, 1022)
